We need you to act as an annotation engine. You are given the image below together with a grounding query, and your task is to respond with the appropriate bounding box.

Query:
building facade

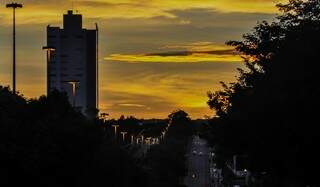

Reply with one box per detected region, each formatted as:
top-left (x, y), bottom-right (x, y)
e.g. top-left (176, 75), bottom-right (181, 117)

top-left (45, 10), bottom-right (98, 118)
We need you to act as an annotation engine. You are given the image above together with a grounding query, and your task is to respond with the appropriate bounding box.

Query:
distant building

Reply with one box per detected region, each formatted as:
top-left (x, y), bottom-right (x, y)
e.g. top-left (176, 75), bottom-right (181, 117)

top-left (45, 10), bottom-right (98, 118)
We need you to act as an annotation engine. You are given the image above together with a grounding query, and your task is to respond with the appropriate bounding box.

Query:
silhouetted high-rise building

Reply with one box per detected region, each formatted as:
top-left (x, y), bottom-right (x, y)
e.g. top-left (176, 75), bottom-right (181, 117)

top-left (45, 10), bottom-right (98, 118)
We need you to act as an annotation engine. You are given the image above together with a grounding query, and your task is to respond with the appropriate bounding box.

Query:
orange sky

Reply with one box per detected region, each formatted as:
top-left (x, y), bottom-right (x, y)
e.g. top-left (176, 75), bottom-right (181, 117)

top-left (0, 0), bottom-right (285, 119)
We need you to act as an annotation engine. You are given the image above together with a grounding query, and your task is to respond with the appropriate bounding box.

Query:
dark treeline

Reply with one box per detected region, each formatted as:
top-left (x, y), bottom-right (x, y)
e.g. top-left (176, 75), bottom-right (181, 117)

top-left (205, 0), bottom-right (320, 186)
top-left (103, 115), bottom-right (167, 139)
top-left (144, 110), bottom-right (193, 187)
top-left (0, 86), bottom-right (147, 187)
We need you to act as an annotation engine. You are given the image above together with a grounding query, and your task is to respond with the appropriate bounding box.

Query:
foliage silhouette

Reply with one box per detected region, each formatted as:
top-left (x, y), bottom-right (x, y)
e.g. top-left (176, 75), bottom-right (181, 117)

top-left (145, 110), bottom-right (193, 187)
top-left (0, 86), bottom-right (147, 187)
top-left (207, 0), bottom-right (320, 186)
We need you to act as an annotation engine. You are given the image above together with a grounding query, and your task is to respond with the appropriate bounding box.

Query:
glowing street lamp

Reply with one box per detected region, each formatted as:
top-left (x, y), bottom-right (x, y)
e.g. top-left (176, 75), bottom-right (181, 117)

top-left (120, 131), bottom-right (128, 142)
top-left (42, 46), bottom-right (55, 94)
top-left (65, 80), bottom-right (80, 107)
top-left (131, 135), bottom-right (134, 144)
top-left (162, 131), bottom-right (166, 137)
top-left (112, 125), bottom-right (119, 137)
top-left (6, 2), bottom-right (23, 94)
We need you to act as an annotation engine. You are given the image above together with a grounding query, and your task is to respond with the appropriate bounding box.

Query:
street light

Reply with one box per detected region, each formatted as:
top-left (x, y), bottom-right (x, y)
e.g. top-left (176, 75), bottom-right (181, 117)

top-left (131, 135), bottom-right (134, 144)
top-left (141, 135), bottom-right (144, 145)
top-left (64, 80), bottom-right (80, 107)
top-left (42, 46), bottom-right (55, 94)
top-left (162, 131), bottom-right (166, 138)
top-left (120, 131), bottom-right (128, 142)
top-left (6, 2), bottom-right (23, 94)
top-left (112, 125), bottom-right (119, 137)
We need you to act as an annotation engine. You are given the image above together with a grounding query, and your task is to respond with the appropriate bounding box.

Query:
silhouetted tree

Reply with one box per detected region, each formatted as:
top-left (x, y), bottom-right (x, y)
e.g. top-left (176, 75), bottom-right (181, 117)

top-left (0, 87), bottom-right (147, 187)
top-left (207, 0), bottom-right (320, 186)
top-left (145, 110), bottom-right (193, 187)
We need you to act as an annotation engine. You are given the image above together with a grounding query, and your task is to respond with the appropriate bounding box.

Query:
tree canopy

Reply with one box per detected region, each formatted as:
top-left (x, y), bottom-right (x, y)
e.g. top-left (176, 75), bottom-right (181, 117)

top-left (207, 0), bottom-right (320, 186)
top-left (0, 86), bottom-right (147, 187)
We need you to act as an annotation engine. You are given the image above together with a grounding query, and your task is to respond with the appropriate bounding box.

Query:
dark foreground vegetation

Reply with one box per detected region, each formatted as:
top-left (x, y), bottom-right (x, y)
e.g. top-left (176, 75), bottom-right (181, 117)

top-left (205, 0), bottom-right (320, 186)
top-left (0, 86), bottom-right (194, 187)
top-left (0, 87), bottom-right (147, 187)
top-left (144, 110), bottom-right (193, 187)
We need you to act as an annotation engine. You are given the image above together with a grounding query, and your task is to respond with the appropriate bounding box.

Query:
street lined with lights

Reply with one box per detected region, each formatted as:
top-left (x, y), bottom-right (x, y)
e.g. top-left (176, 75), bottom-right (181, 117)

top-left (184, 136), bottom-right (210, 187)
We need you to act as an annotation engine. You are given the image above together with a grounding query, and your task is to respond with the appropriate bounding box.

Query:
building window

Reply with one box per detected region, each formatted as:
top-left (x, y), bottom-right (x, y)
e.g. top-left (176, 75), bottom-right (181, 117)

top-left (49, 74), bottom-right (56, 77)
top-left (61, 74), bottom-right (68, 77)
top-left (48, 35), bottom-right (56, 38)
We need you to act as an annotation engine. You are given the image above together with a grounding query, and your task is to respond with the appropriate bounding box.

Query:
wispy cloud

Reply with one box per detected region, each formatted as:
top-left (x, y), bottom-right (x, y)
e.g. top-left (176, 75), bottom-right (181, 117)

top-left (118, 103), bottom-right (148, 108)
top-left (161, 42), bottom-right (235, 51)
top-left (0, 0), bottom-right (285, 24)
top-left (105, 42), bottom-right (241, 63)
top-left (98, 59), bottom-right (243, 118)
top-left (105, 53), bottom-right (241, 63)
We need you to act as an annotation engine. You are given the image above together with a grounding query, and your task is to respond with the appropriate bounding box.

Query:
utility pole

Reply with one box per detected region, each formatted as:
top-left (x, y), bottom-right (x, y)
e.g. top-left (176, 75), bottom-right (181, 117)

top-left (6, 2), bottom-right (23, 94)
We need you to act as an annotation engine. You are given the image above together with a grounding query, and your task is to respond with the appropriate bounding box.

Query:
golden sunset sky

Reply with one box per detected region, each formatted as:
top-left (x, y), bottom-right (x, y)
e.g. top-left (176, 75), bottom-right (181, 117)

top-left (0, 0), bottom-right (285, 119)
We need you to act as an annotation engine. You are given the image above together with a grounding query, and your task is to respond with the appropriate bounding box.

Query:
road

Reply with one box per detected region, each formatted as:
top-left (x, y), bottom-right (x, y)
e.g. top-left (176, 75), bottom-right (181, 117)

top-left (184, 136), bottom-right (210, 187)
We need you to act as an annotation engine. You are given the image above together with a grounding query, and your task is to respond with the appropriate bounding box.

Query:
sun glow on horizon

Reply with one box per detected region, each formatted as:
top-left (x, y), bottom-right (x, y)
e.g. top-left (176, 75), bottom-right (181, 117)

top-left (0, 0), bottom-right (282, 119)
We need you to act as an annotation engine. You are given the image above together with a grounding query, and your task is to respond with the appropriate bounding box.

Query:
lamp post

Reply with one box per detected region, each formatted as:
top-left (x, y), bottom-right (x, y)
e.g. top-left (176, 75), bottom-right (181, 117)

top-left (141, 135), bottom-right (144, 145)
top-left (120, 131), bottom-right (128, 142)
top-left (42, 46), bottom-right (55, 94)
top-left (65, 80), bottom-right (80, 107)
top-left (131, 135), bottom-right (134, 144)
top-left (6, 2), bottom-right (23, 94)
top-left (112, 125), bottom-right (119, 138)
